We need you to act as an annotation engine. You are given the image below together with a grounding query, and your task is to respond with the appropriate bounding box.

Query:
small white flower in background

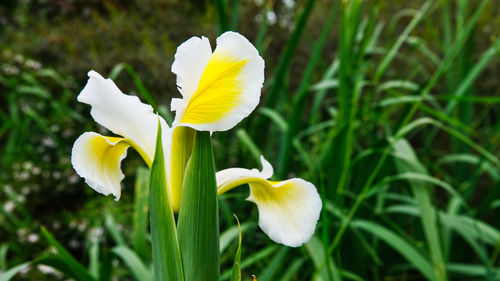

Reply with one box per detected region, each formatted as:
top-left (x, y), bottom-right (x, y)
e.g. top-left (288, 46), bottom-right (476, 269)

top-left (4, 201), bottom-right (15, 212)
top-left (27, 233), bottom-right (39, 243)
top-left (25, 59), bottom-right (42, 70)
top-left (37, 265), bottom-right (62, 277)
top-left (19, 265), bottom-right (31, 276)
top-left (69, 239), bottom-right (79, 248)
top-left (17, 228), bottom-right (27, 240)
top-left (71, 31), bottom-right (321, 247)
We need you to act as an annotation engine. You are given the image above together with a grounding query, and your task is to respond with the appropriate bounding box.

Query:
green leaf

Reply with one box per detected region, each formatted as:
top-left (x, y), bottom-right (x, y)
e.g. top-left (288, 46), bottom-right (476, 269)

top-left (220, 222), bottom-right (254, 254)
top-left (177, 131), bottom-right (219, 281)
top-left (111, 246), bottom-right (153, 281)
top-left (0, 262), bottom-right (32, 281)
top-left (258, 247), bottom-right (289, 281)
top-left (104, 213), bottom-right (125, 246)
top-left (0, 244), bottom-right (8, 271)
top-left (221, 245), bottom-right (278, 280)
top-left (133, 167), bottom-right (150, 260)
top-left (255, 0), bottom-right (316, 148)
top-left (215, 0), bottom-right (228, 34)
top-left (392, 139), bottom-right (447, 281)
top-left (230, 215), bottom-right (242, 281)
top-left (277, 0), bottom-right (338, 177)
top-left (305, 236), bottom-right (340, 281)
top-left (41, 227), bottom-right (97, 281)
top-left (87, 226), bottom-right (100, 279)
top-left (374, 0), bottom-right (433, 82)
top-left (236, 128), bottom-right (262, 165)
top-left (149, 120), bottom-right (184, 281)
top-left (351, 220), bottom-right (437, 281)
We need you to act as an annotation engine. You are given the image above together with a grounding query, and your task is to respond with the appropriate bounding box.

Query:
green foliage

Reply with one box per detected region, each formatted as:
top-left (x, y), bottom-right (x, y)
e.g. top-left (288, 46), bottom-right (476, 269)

top-left (1, 0), bottom-right (500, 280)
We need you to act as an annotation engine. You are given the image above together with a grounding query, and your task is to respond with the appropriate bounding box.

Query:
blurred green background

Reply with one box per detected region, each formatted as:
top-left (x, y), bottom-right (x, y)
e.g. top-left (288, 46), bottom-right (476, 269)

top-left (1, 0), bottom-right (499, 280)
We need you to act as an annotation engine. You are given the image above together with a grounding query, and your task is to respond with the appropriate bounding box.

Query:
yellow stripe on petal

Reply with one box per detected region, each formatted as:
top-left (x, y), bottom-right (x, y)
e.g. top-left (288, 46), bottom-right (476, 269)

top-left (180, 53), bottom-right (248, 125)
top-left (172, 32), bottom-right (264, 132)
top-left (71, 132), bottom-right (131, 200)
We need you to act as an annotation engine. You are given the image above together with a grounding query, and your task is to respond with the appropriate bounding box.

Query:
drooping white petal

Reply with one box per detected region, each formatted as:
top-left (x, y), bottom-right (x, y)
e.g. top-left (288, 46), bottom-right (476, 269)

top-left (77, 71), bottom-right (167, 164)
top-left (247, 178), bottom-right (322, 247)
top-left (259, 155), bottom-right (273, 179)
top-left (71, 132), bottom-right (130, 200)
top-left (171, 31), bottom-right (265, 132)
top-left (216, 156), bottom-right (321, 247)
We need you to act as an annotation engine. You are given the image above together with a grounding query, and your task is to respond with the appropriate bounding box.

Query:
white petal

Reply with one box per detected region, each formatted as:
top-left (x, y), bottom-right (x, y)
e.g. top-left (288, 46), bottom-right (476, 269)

top-left (78, 71), bottom-right (165, 163)
top-left (171, 36), bottom-right (212, 124)
top-left (172, 31), bottom-right (265, 132)
top-left (71, 132), bottom-right (130, 200)
top-left (247, 178), bottom-right (322, 247)
top-left (259, 155), bottom-right (273, 179)
top-left (215, 156), bottom-right (321, 247)
top-left (216, 155), bottom-right (272, 194)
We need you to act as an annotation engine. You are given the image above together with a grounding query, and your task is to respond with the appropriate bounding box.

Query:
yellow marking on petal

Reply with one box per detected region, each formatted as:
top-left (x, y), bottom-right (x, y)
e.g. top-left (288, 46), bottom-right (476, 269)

top-left (248, 180), bottom-right (305, 232)
top-left (104, 137), bottom-right (152, 167)
top-left (170, 126), bottom-right (195, 212)
top-left (89, 136), bottom-right (130, 174)
top-left (180, 53), bottom-right (248, 124)
top-left (217, 177), bottom-right (263, 195)
top-left (249, 180), bottom-right (296, 206)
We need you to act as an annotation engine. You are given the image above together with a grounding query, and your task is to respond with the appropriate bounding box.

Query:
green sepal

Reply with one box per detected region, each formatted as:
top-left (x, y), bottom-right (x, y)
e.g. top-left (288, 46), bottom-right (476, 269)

top-left (149, 119), bottom-right (184, 281)
top-left (177, 131), bottom-right (220, 281)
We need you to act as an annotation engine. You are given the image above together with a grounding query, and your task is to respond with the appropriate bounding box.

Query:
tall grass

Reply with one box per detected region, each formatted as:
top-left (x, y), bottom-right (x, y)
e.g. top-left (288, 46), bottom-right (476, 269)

top-left (1, 0), bottom-right (500, 280)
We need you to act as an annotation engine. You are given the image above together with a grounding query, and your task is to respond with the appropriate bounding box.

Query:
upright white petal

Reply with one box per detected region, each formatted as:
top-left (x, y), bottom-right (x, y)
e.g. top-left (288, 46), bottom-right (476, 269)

top-left (78, 71), bottom-right (167, 163)
top-left (71, 132), bottom-right (130, 200)
top-left (171, 31), bottom-right (265, 132)
top-left (216, 156), bottom-right (321, 247)
top-left (171, 36), bottom-right (213, 123)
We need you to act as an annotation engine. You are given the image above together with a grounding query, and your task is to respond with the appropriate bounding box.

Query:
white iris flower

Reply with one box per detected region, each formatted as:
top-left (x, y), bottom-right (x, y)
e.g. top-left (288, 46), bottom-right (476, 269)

top-left (71, 31), bottom-right (321, 247)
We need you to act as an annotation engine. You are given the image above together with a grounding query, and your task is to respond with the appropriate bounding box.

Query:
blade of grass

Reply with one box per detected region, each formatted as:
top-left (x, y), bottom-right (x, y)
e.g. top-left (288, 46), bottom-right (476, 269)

top-left (351, 220), bottom-right (437, 281)
top-left (111, 246), bottom-right (153, 281)
top-left (305, 236), bottom-right (340, 281)
top-left (215, 0), bottom-right (229, 34)
top-left (0, 262), bottom-right (32, 281)
top-left (236, 128), bottom-right (262, 165)
top-left (0, 244), bottom-right (8, 271)
top-left (277, 0), bottom-right (338, 177)
top-left (220, 222), bottom-right (254, 254)
top-left (230, 0), bottom-right (239, 31)
top-left (87, 227), bottom-right (100, 279)
top-left (373, 0), bottom-right (433, 82)
top-left (230, 215), bottom-right (242, 281)
top-left (41, 227), bottom-right (96, 281)
top-left (221, 245), bottom-right (278, 280)
top-left (393, 139), bottom-right (447, 281)
top-left (319, 0), bottom-right (365, 197)
top-left (278, 259), bottom-right (304, 281)
top-left (257, 247), bottom-right (289, 281)
top-left (104, 214), bottom-right (125, 246)
top-left (133, 167), bottom-right (150, 260)
top-left (254, 2), bottom-right (272, 53)
top-left (255, 0), bottom-right (316, 145)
